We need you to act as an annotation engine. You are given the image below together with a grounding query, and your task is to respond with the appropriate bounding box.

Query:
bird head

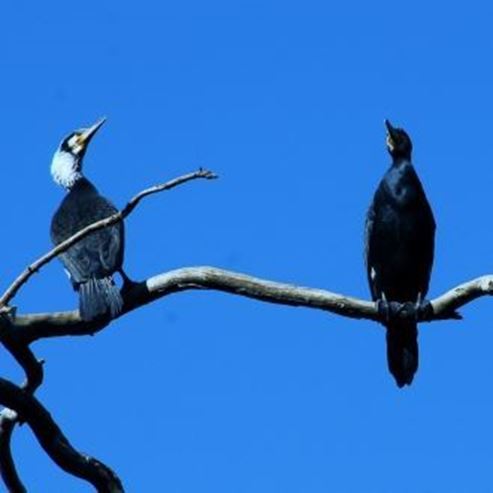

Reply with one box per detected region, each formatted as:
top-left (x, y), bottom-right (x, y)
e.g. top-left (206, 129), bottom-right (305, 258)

top-left (51, 117), bottom-right (106, 189)
top-left (385, 119), bottom-right (412, 161)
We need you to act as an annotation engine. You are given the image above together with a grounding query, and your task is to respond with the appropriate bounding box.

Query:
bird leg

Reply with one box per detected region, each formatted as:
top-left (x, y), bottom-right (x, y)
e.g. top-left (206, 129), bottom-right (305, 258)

top-left (376, 292), bottom-right (390, 322)
top-left (377, 292), bottom-right (432, 324)
top-left (378, 294), bottom-right (434, 324)
top-left (118, 269), bottom-right (139, 295)
top-left (376, 293), bottom-right (404, 324)
top-left (415, 292), bottom-right (433, 321)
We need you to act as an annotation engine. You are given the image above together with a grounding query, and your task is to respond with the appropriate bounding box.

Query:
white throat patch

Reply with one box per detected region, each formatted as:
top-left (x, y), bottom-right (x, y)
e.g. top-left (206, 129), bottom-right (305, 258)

top-left (51, 151), bottom-right (82, 189)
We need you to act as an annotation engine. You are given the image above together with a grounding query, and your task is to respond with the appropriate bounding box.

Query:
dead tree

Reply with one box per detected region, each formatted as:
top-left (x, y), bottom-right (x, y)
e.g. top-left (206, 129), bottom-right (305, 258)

top-left (0, 168), bottom-right (491, 492)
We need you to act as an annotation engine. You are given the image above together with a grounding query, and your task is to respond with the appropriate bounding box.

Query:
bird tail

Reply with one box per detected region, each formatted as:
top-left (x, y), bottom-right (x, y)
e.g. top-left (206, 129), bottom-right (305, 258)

top-left (79, 277), bottom-right (123, 322)
top-left (385, 322), bottom-right (418, 388)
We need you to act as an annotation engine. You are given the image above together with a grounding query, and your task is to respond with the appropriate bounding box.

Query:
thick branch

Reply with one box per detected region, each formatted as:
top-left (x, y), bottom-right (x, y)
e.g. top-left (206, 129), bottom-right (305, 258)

top-left (2, 269), bottom-right (491, 490)
top-left (0, 311), bottom-right (44, 492)
top-left (0, 378), bottom-right (123, 493)
top-left (0, 311), bottom-right (43, 393)
top-left (0, 169), bottom-right (217, 308)
top-left (0, 345), bottom-right (43, 493)
top-left (11, 268), bottom-right (491, 344)
top-left (0, 169), bottom-right (216, 491)
top-left (0, 409), bottom-right (25, 493)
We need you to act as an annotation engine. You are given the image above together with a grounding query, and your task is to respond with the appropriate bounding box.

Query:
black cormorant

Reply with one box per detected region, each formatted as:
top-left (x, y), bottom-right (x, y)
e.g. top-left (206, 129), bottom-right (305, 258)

top-left (50, 117), bottom-right (127, 321)
top-left (365, 120), bottom-right (435, 387)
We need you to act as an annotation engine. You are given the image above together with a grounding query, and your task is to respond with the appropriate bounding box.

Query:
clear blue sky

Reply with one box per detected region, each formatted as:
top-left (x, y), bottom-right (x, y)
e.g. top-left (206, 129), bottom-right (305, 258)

top-left (2, 1), bottom-right (493, 491)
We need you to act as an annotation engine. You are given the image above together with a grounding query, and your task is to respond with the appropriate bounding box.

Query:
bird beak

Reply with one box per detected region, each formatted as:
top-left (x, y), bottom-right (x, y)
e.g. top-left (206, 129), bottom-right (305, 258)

top-left (384, 119), bottom-right (396, 150)
top-left (384, 119), bottom-right (396, 136)
top-left (78, 117), bottom-right (107, 147)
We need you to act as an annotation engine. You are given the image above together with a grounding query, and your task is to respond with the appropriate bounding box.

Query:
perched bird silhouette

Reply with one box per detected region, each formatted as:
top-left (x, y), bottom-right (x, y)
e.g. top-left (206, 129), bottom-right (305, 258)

top-left (50, 117), bottom-right (129, 321)
top-left (365, 120), bottom-right (435, 387)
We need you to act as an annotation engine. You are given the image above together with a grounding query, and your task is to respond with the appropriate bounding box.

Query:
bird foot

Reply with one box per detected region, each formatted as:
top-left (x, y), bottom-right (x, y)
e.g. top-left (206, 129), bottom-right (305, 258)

top-left (119, 270), bottom-right (139, 296)
top-left (415, 299), bottom-right (433, 321)
top-left (377, 300), bottom-right (404, 323)
top-left (377, 299), bottom-right (433, 323)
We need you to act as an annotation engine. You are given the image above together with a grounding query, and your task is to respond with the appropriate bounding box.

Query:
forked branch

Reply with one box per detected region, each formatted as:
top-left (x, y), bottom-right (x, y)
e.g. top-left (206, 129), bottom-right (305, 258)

top-left (0, 378), bottom-right (123, 493)
top-left (2, 167), bottom-right (493, 492)
top-left (0, 168), bottom-right (217, 308)
top-left (0, 169), bottom-right (217, 492)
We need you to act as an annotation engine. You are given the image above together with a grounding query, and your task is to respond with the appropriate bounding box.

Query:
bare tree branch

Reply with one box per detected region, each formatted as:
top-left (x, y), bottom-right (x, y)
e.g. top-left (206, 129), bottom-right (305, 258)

top-left (0, 160), bottom-right (490, 491)
top-left (8, 267), bottom-right (491, 345)
top-left (0, 169), bottom-right (216, 491)
top-left (0, 408), bottom-right (26, 493)
top-left (0, 378), bottom-right (124, 493)
top-left (429, 275), bottom-right (493, 315)
top-left (0, 340), bottom-right (43, 493)
top-left (0, 314), bottom-right (43, 393)
top-left (0, 169), bottom-right (217, 308)
top-left (0, 311), bottom-right (44, 492)
top-left (5, 268), bottom-right (484, 490)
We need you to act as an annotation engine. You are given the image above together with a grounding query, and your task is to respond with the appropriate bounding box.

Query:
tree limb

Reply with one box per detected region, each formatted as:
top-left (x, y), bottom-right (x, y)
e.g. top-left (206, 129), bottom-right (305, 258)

top-left (1, 164), bottom-right (491, 491)
top-left (5, 269), bottom-right (485, 491)
top-left (0, 378), bottom-right (124, 493)
top-left (0, 343), bottom-right (43, 493)
top-left (0, 313), bottom-right (43, 393)
top-left (0, 169), bottom-right (216, 491)
top-left (0, 168), bottom-right (217, 308)
top-left (9, 267), bottom-right (492, 345)
top-left (0, 408), bottom-right (26, 493)
top-left (0, 311), bottom-right (44, 492)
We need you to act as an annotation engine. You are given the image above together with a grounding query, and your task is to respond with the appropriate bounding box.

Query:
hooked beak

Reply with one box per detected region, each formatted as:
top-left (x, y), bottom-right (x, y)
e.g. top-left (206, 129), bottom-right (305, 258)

top-left (78, 117), bottom-right (107, 147)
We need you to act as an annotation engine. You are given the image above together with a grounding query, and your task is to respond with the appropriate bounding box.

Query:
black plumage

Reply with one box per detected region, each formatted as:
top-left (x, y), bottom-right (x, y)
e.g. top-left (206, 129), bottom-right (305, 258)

top-left (365, 120), bottom-right (435, 387)
top-left (50, 118), bottom-right (127, 321)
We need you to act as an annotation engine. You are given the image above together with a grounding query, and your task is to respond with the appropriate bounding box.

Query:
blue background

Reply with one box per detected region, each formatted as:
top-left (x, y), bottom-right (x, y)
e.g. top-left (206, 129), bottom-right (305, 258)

top-left (2, 1), bottom-right (493, 492)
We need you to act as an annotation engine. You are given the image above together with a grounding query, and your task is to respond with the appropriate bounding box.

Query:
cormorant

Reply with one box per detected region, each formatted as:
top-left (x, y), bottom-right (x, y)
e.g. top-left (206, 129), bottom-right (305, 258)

top-left (364, 120), bottom-right (435, 387)
top-left (50, 117), bottom-right (127, 321)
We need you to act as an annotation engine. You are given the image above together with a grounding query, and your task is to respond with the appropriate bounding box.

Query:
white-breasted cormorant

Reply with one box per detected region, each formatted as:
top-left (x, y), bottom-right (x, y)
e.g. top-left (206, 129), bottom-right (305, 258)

top-left (50, 117), bottom-right (127, 321)
top-left (365, 120), bottom-right (435, 387)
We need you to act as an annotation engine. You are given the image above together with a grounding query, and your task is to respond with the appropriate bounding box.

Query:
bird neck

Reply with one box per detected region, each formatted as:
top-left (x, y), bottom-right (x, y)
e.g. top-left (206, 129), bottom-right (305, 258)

top-left (69, 176), bottom-right (94, 191)
top-left (391, 155), bottom-right (412, 167)
top-left (51, 151), bottom-right (84, 190)
top-left (62, 171), bottom-right (84, 190)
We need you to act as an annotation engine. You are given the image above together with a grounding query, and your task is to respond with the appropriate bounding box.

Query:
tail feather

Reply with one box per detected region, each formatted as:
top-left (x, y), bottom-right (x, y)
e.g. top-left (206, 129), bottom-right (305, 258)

top-left (79, 277), bottom-right (123, 322)
top-left (386, 322), bottom-right (418, 387)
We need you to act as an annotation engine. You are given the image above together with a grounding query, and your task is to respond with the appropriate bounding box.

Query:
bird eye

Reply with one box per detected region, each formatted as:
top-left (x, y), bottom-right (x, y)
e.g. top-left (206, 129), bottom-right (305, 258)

top-left (61, 135), bottom-right (73, 151)
top-left (69, 133), bottom-right (81, 147)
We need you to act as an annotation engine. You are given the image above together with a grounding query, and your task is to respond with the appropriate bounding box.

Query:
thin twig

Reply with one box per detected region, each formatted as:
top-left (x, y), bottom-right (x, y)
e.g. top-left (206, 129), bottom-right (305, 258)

top-left (0, 169), bottom-right (217, 308)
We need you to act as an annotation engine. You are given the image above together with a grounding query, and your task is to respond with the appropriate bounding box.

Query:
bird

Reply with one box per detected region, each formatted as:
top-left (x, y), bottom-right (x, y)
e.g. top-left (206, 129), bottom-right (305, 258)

top-left (364, 120), bottom-right (436, 387)
top-left (50, 117), bottom-right (129, 322)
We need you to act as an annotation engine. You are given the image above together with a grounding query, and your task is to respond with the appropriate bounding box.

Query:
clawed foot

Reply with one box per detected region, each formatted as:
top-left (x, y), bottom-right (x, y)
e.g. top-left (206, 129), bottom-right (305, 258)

top-left (119, 270), bottom-right (139, 296)
top-left (415, 299), bottom-right (433, 321)
top-left (0, 305), bottom-right (16, 324)
top-left (377, 298), bottom-right (432, 323)
top-left (377, 299), bottom-right (405, 323)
